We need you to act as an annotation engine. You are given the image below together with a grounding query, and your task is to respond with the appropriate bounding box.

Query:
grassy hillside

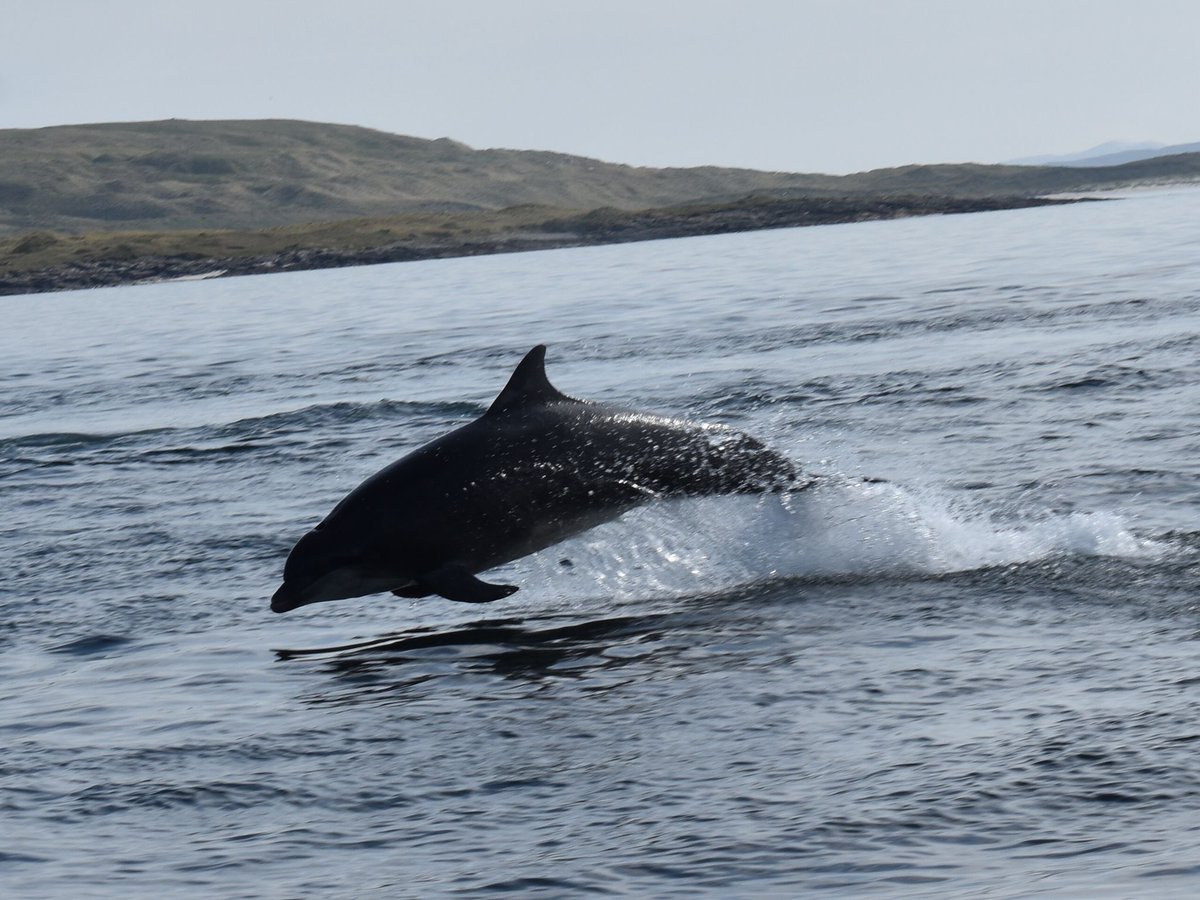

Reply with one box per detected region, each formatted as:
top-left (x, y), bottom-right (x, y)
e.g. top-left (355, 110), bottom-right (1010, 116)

top-left (4, 118), bottom-right (1198, 237)
top-left (0, 205), bottom-right (570, 274)
top-left (0, 195), bottom-right (1079, 296)
top-left (0, 119), bottom-right (845, 235)
top-left (2, 118), bottom-right (1196, 295)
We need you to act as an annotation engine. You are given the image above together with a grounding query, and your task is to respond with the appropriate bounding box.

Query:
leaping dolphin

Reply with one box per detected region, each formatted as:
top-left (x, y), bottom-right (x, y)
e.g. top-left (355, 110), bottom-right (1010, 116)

top-left (271, 345), bottom-right (802, 613)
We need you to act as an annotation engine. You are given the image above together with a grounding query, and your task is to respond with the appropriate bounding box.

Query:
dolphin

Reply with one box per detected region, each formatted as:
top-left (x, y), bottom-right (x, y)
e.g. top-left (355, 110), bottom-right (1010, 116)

top-left (271, 345), bottom-right (802, 613)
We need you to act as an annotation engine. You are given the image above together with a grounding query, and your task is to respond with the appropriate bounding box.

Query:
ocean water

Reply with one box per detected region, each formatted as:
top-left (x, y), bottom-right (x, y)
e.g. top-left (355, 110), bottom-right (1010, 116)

top-left (3, 188), bottom-right (1199, 898)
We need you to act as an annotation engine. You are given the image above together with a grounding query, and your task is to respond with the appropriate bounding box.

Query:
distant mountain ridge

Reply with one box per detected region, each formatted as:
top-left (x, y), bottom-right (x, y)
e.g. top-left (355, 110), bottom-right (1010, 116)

top-left (1011, 140), bottom-right (1200, 167)
top-left (2, 119), bottom-right (1200, 236)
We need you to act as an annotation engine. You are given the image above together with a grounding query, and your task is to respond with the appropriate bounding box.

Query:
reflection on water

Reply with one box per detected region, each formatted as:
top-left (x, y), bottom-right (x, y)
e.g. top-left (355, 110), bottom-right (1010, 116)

top-left (279, 614), bottom-right (658, 676)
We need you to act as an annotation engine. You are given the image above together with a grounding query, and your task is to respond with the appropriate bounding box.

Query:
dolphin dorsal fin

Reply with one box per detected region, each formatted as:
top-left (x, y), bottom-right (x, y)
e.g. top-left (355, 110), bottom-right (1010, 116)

top-left (487, 345), bottom-right (577, 415)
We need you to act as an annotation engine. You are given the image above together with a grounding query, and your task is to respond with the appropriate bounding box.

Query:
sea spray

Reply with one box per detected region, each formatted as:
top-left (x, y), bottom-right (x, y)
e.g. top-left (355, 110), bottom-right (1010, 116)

top-left (515, 478), bottom-right (1163, 602)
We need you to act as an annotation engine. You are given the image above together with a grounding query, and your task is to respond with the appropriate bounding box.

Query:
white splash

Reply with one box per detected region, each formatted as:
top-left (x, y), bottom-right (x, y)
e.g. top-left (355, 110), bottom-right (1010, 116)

top-left (508, 478), bottom-right (1163, 601)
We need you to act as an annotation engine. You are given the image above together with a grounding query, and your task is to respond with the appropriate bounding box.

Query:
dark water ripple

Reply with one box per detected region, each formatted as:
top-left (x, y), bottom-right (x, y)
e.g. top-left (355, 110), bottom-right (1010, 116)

top-left (2, 189), bottom-right (1200, 897)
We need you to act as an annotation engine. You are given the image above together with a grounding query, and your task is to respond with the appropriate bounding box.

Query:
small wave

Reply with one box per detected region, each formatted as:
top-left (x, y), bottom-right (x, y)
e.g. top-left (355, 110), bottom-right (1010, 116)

top-left (0, 398), bottom-right (482, 463)
top-left (1037, 363), bottom-right (1159, 394)
top-left (1158, 530), bottom-right (1200, 551)
top-left (512, 479), bottom-right (1163, 600)
top-left (66, 779), bottom-right (305, 818)
top-left (0, 430), bottom-right (155, 452)
top-left (49, 634), bottom-right (134, 656)
top-left (0, 851), bottom-right (47, 864)
top-left (211, 398), bottom-right (481, 439)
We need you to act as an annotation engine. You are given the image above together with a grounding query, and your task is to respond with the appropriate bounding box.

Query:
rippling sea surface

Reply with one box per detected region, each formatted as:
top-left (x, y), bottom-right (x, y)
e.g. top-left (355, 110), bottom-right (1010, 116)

top-left (4, 188), bottom-right (1200, 898)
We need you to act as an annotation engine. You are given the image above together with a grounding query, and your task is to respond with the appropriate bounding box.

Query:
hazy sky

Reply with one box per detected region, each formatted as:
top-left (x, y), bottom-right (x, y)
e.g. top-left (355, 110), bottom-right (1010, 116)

top-left (4, 0), bottom-right (1198, 173)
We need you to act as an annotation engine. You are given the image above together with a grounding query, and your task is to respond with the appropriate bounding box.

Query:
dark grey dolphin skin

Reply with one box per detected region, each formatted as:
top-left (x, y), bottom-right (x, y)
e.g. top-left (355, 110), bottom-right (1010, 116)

top-left (271, 345), bottom-right (801, 613)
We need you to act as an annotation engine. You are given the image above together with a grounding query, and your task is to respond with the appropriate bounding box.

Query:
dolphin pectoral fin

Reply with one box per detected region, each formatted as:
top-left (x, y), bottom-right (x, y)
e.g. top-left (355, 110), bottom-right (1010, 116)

top-left (418, 564), bottom-right (520, 603)
top-left (391, 585), bottom-right (434, 598)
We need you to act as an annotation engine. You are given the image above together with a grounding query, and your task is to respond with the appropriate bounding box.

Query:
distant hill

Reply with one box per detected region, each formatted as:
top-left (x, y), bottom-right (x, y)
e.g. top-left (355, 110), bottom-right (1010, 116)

top-left (1011, 140), bottom-right (1200, 168)
top-left (1009, 141), bottom-right (1163, 166)
top-left (2, 119), bottom-right (1200, 236)
top-left (1064, 141), bottom-right (1200, 168)
top-left (0, 119), bottom-right (843, 235)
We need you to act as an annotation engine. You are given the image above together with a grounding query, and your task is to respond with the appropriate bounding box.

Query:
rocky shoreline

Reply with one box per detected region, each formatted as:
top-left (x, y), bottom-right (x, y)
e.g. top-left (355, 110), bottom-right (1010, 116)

top-left (0, 194), bottom-right (1084, 297)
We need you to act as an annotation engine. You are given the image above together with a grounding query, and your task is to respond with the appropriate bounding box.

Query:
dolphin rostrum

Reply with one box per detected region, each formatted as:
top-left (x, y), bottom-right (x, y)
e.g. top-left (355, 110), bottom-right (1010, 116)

top-left (271, 345), bottom-right (802, 613)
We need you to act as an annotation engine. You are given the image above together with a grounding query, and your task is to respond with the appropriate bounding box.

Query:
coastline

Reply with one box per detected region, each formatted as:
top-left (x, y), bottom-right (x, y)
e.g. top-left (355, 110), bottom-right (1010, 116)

top-left (0, 194), bottom-right (1085, 297)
